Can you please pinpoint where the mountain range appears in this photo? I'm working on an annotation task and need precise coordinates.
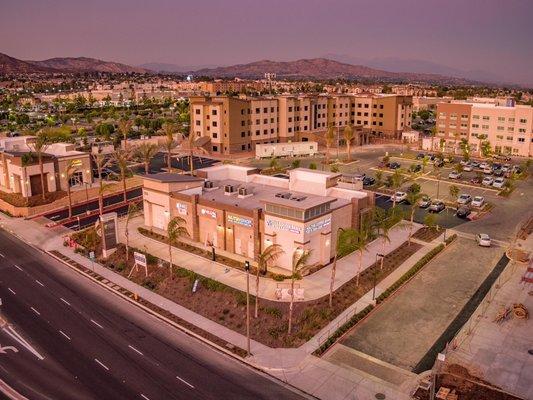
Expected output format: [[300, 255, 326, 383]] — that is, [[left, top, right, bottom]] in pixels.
[[0, 52, 148, 75]]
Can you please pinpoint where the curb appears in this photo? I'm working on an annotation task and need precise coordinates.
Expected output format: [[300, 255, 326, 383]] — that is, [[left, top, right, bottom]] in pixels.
[[0, 378, 28, 400]]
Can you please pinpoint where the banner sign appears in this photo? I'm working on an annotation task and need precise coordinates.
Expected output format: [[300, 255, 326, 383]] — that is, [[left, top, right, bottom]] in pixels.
[[227, 214, 253, 227], [134, 252, 147, 267]]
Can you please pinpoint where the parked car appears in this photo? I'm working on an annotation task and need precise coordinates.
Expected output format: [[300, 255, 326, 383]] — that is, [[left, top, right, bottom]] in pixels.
[[389, 162, 401, 169], [428, 200, 446, 213], [470, 176, 482, 184], [409, 164, 422, 173], [434, 159, 444, 167], [460, 160, 469, 166], [493, 169, 504, 177], [471, 196, 485, 208], [448, 171, 462, 179], [390, 191, 407, 203], [479, 162, 490, 169], [456, 206, 471, 219], [363, 176, 375, 186], [470, 161, 480, 168], [512, 165, 522, 174], [457, 194, 472, 205], [482, 176, 494, 186], [463, 164, 473, 172], [416, 153, 426, 160], [476, 233, 491, 247], [419, 196, 431, 208], [492, 163, 502, 170], [493, 177, 506, 188], [501, 164, 511, 172]]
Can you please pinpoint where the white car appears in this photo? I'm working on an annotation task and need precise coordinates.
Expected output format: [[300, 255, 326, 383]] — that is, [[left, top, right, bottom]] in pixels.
[[501, 164, 511, 172], [448, 171, 462, 179], [483, 167, 493, 174], [493, 177, 506, 188], [482, 176, 494, 186], [479, 162, 489, 169], [471, 196, 485, 207], [457, 194, 472, 205], [463, 164, 473, 172], [391, 191, 407, 203], [476, 233, 491, 247]]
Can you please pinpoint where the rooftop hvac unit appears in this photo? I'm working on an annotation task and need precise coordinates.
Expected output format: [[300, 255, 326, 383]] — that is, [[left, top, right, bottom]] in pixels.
[[290, 195, 307, 202], [275, 192, 292, 199], [204, 180, 214, 189], [224, 184, 236, 194], [238, 187, 252, 197]]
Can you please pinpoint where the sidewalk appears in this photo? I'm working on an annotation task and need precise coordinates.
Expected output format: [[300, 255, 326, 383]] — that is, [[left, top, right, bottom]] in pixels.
[[121, 216, 427, 302]]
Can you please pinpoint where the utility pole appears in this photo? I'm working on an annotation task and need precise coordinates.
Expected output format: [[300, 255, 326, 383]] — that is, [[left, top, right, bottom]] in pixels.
[[244, 260, 251, 356]]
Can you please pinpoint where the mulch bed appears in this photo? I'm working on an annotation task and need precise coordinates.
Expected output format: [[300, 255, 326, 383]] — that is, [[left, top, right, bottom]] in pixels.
[[75, 229, 422, 348], [0, 190, 66, 207], [412, 227, 442, 242]]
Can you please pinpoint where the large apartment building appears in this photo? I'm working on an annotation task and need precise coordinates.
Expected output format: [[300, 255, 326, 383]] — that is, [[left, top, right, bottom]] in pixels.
[[189, 94, 412, 154], [435, 101, 533, 157]]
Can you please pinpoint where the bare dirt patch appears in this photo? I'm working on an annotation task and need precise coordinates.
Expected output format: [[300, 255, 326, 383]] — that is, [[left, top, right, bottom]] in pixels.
[[412, 227, 442, 242]]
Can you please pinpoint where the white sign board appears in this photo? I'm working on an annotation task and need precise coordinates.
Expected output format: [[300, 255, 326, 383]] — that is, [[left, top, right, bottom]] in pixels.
[[89, 251, 95, 260], [134, 252, 147, 267]]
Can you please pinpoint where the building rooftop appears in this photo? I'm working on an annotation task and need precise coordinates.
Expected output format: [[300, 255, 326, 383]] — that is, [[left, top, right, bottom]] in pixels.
[[144, 173, 204, 183]]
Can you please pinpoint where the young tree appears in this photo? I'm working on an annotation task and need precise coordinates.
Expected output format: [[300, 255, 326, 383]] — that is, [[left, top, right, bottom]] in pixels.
[[118, 119, 132, 150], [375, 170, 383, 187], [325, 125, 336, 165], [180, 133, 208, 174], [255, 244, 284, 318], [424, 213, 437, 230], [162, 122, 177, 172], [27, 128, 54, 200], [112, 148, 133, 203], [288, 248, 311, 335], [92, 151, 112, 216], [449, 185, 460, 201], [329, 228, 349, 308], [64, 160, 79, 218], [422, 156, 429, 172], [343, 124, 354, 162], [167, 216, 189, 276], [406, 191, 424, 246], [125, 202, 140, 258], [353, 229, 370, 287], [391, 169, 404, 207], [136, 143, 159, 175]]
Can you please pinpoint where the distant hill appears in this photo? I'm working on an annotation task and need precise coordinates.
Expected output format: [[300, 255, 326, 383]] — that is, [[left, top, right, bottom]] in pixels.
[[191, 58, 473, 84], [0, 52, 55, 74], [139, 62, 218, 73], [0, 52, 150, 75]]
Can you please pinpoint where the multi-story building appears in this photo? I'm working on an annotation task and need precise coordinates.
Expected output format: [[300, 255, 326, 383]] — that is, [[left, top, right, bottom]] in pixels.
[[189, 94, 412, 154], [142, 165, 373, 272], [435, 101, 533, 157]]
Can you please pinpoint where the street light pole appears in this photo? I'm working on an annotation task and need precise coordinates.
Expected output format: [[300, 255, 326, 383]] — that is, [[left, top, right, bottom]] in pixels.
[[373, 253, 384, 301], [244, 260, 251, 356]]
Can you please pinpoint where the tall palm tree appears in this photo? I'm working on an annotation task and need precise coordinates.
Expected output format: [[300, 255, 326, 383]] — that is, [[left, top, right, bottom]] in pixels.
[[136, 143, 159, 175], [125, 202, 140, 258], [28, 129, 52, 200], [288, 248, 312, 335], [112, 148, 132, 203], [167, 216, 189, 276], [329, 227, 354, 308], [343, 124, 354, 162], [391, 169, 403, 208], [325, 125, 335, 165], [64, 160, 78, 218], [353, 227, 371, 287], [118, 119, 132, 150], [181, 133, 208, 174], [255, 244, 284, 318], [406, 191, 424, 246], [162, 122, 178, 172], [92, 151, 111, 216]]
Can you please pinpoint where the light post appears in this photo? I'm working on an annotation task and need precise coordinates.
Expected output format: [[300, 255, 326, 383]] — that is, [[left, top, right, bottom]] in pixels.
[[336, 125, 340, 158], [244, 260, 251, 356], [373, 253, 384, 301]]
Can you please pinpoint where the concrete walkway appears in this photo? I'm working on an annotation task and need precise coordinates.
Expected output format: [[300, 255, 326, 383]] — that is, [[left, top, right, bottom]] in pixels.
[[120, 216, 425, 302]]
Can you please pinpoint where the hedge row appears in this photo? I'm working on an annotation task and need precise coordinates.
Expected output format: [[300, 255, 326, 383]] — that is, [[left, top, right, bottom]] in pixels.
[[314, 304, 374, 356], [376, 234, 457, 304], [314, 234, 457, 356]]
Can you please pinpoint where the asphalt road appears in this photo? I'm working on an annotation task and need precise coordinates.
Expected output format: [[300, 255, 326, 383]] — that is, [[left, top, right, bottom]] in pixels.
[[0, 230, 308, 400]]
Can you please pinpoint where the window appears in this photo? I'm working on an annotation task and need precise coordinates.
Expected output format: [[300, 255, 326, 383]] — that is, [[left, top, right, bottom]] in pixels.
[[288, 107, 293, 112], [496, 135, 503, 140], [255, 119, 260, 124], [506, 136, 513, 141], [472, 115, 479, 119], [472, 124, 479, 128], [195, 121, 200, 126], [482, 116, 490, 121], [255, 108, 260, 114], [212, 145, 218, 151], [518, 138, 525, 142], [379, 105, 384, 109], [241, 132, 245, 138], [212, 132, 218, 138], [255, 130, 260, 136], [212, 121, 217, 127], [263, 108, 267, 113], [241, 145, 245, 150], [508, 118, 515, 122], [241, 121, 245, 126], [519, 118, 527, 124], [195, 109, 200, 115], [497, 126, 504, 131], [461, 114, 468, 119], [379, 113, 383, 117], [498, 117, 505, 122], [519, 128, 526, 133]]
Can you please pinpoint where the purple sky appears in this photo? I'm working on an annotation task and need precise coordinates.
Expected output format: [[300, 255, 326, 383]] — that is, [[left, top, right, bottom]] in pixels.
[[1, 0, 532, 85]]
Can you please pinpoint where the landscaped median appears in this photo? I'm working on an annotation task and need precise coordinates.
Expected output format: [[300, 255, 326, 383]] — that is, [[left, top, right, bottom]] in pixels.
[[69, 226, 424, 349], [313, 234, 457, 356]]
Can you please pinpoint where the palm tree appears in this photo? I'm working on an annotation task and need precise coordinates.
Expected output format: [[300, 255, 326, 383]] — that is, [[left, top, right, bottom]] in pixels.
[[27, 129, 52, 200], [406, 191, 424, 246], [181, 133, 208, 174], [64, 160, 78, 218], [112, 148, 132, 203], [343, 124, 354, 162], [162, 122, 178, 172], [125, 202, 140, 258], [167, 216, 189, 276], [92, 151, 112, 216], [354, 226, 371, 286], [118, 119, 132, 149], [255, 244, 284, 318], [373, 207, 394, 269], [325, 125, 335, 165], [288, 248, 312, 335], [329, 227, 355, 308], [136, 143, 159, 175], [390, 169, 403, 208]]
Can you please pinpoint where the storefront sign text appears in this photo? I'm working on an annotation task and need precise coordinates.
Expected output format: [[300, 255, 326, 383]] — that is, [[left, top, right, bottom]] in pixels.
[[227, 215, 253, 227], [200, 208, 217, 219], [266, 218, 302, 234], [305, 217, 331, 234]]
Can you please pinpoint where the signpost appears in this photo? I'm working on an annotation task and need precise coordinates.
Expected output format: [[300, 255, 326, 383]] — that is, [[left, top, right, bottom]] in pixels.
[[89, 251, 95, 272], [100, 212, 118, 258], [129, 251, 148, 278]]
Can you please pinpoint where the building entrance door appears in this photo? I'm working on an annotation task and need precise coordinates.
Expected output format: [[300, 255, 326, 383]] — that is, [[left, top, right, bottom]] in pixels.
[[69, 171, 83, 187], [30, 174, 48, 196]]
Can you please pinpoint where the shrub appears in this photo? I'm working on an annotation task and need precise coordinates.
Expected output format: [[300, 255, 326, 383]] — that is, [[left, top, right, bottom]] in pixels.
[[309, 162, 317, 170], [263, 307, 282, 319]]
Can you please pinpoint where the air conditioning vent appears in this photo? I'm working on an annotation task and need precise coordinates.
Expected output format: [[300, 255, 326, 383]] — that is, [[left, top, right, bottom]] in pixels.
[[238, 187, 253, 198], [275, 192, 292, 199], [224, 184, 236, 195], [291, 195, 307, 202], [204, 180, 214, 189]]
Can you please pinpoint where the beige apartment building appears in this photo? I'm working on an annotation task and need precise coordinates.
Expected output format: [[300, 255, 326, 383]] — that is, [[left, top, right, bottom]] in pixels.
[[435, 101, 533, 157], [190, 94, 412, 154]]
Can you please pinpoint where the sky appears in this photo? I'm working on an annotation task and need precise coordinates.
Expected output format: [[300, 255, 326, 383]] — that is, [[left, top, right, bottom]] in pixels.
[[1, 0, 532, 86]]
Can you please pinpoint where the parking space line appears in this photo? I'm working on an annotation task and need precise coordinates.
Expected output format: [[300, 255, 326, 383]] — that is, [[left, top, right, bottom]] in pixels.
[[95, 358, 109, 371], [176, 375, 195, 389], [8, 288, 16, 295]]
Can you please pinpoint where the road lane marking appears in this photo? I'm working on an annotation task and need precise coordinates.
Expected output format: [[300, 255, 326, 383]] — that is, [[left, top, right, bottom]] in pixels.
[[59, 330, 71, 340], [176, 375, 195, 389], [94, 358, 109, 371], [128, 345, 143, 356], [35, 280, 45, 287], [60, 298, 71, 306], [8, 288, 16, 295], [140, 394, 150, 400], [0, 253, 4, 258], [30, 307, 40, 316], [13, 265, 22, 271], [91, 319, 104, 329], [3, 326, 44, 360]]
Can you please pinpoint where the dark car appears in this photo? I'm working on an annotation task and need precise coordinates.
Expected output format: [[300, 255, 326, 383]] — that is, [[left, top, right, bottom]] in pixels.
[[470, 161, 480, 168], [416, 153, 426, 160], [434, 159, 444, 167], [419, 195, 431, 208], [492, 163, 502, 171], [456, 206, 471, 219], [428, 201, 446, 213], [362, 176, 375, 186], [409, 164, 422, 173], [389, 162, 401, 169], [493, 169, 504, 177]]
